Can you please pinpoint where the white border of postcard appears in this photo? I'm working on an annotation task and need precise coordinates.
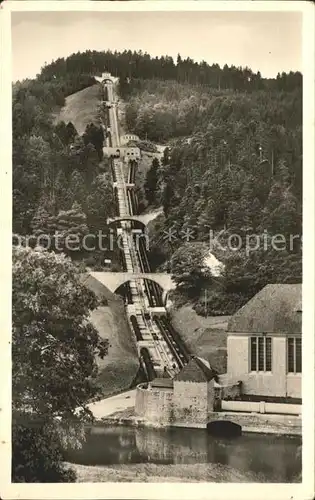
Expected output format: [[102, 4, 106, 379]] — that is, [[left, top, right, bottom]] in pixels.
[[0, 1, 314, 499]]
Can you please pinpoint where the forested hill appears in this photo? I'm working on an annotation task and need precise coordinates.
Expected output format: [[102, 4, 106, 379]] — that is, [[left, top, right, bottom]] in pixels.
[[38, 49, 301, 92], [122, 76, 302, 314], [13, 49, 302, 314]]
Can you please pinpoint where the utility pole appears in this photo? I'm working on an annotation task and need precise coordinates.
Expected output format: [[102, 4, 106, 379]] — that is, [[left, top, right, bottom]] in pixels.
[[204, 289, 208, 317]]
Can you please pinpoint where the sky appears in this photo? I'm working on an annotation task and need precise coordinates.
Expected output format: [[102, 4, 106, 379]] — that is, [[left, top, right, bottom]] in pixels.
[[11, 10, 302, 82]]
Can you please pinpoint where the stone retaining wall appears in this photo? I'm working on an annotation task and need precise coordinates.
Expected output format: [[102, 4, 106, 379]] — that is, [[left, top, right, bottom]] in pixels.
[[135, 384, 173, 426]]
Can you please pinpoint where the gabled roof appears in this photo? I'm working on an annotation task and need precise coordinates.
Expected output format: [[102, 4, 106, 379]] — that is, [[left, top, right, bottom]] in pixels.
[[174, 356, 215, 383], [227, 284, 302, 334]]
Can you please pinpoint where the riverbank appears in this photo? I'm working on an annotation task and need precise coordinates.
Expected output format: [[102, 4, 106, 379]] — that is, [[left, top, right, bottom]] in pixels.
[[66, 462, 280, 483], [87, 390, 136, 420], [95, 409, 301, 436], [87, 391, 301, 437]]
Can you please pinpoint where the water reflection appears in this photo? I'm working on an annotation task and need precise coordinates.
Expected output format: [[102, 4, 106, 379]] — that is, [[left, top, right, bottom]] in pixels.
[[65, 425, 301, 482]]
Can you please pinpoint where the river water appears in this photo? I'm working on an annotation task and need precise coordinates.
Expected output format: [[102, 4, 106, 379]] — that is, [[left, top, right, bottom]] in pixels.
[[65, 425, 301, 482]]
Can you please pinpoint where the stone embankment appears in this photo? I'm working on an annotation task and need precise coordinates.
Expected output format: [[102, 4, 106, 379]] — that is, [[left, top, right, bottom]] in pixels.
[[88, 390, 301, 436]]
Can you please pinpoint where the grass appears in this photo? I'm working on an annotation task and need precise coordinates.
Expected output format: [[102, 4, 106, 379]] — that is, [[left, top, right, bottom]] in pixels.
[[53, 84, 101, 134], [106, 407, 136, 419], [170, 305, 230, 373], [83, 274, 140, 398], [67, 462, 268, 483]]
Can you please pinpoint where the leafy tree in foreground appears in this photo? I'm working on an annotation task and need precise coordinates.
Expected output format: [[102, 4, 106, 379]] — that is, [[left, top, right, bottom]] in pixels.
[[12, 246, 108, 482]]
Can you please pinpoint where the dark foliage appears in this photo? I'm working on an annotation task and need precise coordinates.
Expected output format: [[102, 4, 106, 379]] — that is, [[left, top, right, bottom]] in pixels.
[[125, 80, 302, 313], [12, 418, 76, 483], [144, 158, 160, 205], [12, 247, 108, 482], [38, 49, 301, 93]]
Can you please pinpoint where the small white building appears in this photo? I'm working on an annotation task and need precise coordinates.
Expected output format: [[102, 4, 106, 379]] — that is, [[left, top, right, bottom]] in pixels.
[[203, 251, 224, 277], [120, 134, 140, 146]]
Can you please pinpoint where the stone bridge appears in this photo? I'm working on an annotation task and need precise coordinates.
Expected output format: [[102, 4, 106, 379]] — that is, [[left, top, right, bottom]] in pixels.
[[107, 215, 147, 227], [89, 271, 176, 294], [94, 73, 118, 84]]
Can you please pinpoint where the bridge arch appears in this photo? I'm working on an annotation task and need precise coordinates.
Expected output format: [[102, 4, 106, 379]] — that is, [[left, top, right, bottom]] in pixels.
[[114, 276, 165, 296], [88, 272, 176, 296], [107, 216, 147, 229]]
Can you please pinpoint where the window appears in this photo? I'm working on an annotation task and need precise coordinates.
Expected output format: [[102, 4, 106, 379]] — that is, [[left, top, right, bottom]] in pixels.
[[250, 336, 272, 372], [287, 337, 302, 373]]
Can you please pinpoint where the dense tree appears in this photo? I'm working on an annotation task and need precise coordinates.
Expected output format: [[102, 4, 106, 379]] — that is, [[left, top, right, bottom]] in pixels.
[[12, 247, 108, 481], [54, 121, 78, 146], [144, 158, 159, 205], [37, 49, 301, 94], [122, 75, 302, 312], [30, 205, 57, 239], [85, 172, 115, 233], [118, 75, 131, 99], [54, 202, 90, 255], [170, 242, 212, 297], [83, 123, 104, 160]]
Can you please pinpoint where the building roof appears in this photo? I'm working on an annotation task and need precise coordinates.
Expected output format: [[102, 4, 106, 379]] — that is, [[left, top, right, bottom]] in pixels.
[[150, 378, 174, 389], [174, 356, 215, 383], [227, 284, 302, 334]]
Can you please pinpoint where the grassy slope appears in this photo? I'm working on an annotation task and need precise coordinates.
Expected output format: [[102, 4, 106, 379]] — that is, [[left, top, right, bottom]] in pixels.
[[59, 86, 225, 393], [53, 84, 101, 134], [82, 274, 139, 398], [170, 306, 230, 374], [53, 84, 139, 397]]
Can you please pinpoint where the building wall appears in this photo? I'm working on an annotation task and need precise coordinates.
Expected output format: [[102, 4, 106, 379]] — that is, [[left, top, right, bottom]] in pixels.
[[227, 334, 301, 398], [216, 376, 242, 400], [120, 134, 139, 145], [227, 336, 248, 376], [103, 146, 141, 159], [207, 411, 301, 436], [135, 384, 173, 426], [173, 381, 208, 427], [286, 374, 301, 398], [123, 147, 141, 159], [221, 400, 301, 415]]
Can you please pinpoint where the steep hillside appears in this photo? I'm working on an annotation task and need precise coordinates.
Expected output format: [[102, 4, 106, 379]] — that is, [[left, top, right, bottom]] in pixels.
[[82, 274, 140, 398], [124, 77, 302, 316], [54, 84, 101, 134], [170, 306, 229, 373], [12, 48, 302, 387]]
